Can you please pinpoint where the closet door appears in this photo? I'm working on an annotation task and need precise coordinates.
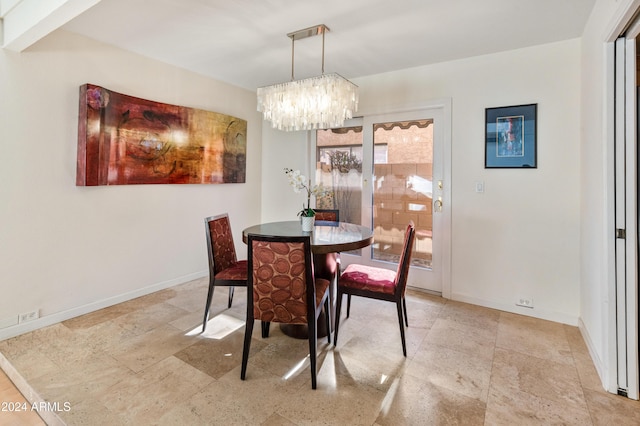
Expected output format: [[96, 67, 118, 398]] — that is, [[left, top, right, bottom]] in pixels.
[[613, 34, 639, 400]]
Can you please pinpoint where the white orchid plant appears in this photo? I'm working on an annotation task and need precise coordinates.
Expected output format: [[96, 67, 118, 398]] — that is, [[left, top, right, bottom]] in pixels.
[[284, 168, 327, 217]]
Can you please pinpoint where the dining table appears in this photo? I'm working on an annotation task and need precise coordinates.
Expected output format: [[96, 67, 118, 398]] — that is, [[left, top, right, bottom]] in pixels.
[[242, 220, 374, 338]]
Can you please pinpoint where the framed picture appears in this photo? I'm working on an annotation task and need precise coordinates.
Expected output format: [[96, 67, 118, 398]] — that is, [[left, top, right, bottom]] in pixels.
[[485, 103, 537, 168]]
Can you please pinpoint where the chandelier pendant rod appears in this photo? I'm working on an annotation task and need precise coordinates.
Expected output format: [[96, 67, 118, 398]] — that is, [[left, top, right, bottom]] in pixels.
[[321, 28, 325, 74], [291, 36, 295, 81], [287, 24, 329, 81]]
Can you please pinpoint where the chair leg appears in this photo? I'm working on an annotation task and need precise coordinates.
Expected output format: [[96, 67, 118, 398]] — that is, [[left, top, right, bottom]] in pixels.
[[333, 290, 343, 346], [308, 317, 318, 389], [261, 321, 271, 338], [403, 297, 408, 327], [346, 294, 352, 318], [240, 319, 254, 380], [228, 286, 235, 308], [202, 278, 216, 332], [396, 301, 407, 357], [324, 298, 331, 344]]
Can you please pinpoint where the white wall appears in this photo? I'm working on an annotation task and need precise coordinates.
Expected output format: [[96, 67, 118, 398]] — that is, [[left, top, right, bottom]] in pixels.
[[0, 29, 263, 339], [260, 124, 312, 223], [262, 40, 582, 325]]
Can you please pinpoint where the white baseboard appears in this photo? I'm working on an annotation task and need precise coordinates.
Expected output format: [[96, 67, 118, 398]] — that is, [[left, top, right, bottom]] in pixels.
[[577, 317, 608, 391], [450, 292, 579, 326], [0, 270, 207, 341]]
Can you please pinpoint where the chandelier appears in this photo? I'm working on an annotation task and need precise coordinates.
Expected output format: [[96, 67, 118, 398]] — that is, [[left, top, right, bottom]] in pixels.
[[257, 24, 359, 132]]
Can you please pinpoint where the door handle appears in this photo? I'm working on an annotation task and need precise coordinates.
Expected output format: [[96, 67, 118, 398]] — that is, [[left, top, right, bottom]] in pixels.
[[434, 197, 443, 212]]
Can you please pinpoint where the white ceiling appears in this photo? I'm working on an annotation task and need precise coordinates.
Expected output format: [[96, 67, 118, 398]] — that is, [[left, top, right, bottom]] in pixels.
[[49, 0, 595, 91]]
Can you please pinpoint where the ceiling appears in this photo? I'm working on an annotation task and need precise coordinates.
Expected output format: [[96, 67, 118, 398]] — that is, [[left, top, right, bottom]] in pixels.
[[55, 0, 596, 91]]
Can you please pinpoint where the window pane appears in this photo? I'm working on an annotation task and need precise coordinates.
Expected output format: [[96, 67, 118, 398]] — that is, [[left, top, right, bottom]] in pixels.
[[316, 127, 363, 225], [372, 120, 433, 269]]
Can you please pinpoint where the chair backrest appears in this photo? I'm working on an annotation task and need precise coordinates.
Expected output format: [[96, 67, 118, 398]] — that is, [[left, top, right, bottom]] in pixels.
[[313, 209, 339, 223], [247, 234, 315, 325], [205, 213, 238, 275], [394, 222, 416, 297]]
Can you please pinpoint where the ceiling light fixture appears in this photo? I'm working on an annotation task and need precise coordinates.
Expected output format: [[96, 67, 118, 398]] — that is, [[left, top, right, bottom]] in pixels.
[[257, 24, 359, 132]]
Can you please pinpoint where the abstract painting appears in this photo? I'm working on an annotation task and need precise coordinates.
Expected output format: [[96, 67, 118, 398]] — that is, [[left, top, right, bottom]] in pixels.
[[76, 84, 247, 185]]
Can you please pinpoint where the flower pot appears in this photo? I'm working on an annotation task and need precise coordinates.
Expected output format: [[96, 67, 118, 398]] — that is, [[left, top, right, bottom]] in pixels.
[[301, 216, 315, 232]]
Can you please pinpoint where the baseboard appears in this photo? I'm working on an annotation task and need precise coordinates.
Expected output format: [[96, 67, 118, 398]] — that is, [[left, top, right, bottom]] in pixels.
[[577, 317, 608, 389], [450, 292, 579, 326], [0, 270, 207, 341]]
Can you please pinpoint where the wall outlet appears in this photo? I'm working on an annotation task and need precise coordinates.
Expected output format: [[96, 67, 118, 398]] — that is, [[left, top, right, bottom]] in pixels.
[[516, 298, 533, 308], [18, 310, 39, 323]]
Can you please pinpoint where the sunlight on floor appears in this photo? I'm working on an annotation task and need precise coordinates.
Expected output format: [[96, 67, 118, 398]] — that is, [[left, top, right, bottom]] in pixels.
[[378, 376, 401, 416], [321, 351, 338, 389], [186, 314, 244, 339], [282, 355, 310, 381], [380, 373, 389, 385]]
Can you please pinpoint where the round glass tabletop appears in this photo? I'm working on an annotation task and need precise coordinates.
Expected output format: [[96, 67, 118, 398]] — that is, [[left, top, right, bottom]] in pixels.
[[242, 221, 373, 254]]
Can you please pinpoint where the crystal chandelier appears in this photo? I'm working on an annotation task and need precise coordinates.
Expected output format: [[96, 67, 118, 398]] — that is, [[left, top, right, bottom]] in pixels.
[[257, 24, 359, 132]]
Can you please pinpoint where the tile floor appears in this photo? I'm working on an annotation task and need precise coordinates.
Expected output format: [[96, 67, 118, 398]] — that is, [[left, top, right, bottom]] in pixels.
[[0, 277, 639, 425], [0, 369, 45, 425]]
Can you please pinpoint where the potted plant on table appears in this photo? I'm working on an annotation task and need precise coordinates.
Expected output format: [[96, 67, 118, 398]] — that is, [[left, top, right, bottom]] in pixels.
[[284, 168, 327, 231]]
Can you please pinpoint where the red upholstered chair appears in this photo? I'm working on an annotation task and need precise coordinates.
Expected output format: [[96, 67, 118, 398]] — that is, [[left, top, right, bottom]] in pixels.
[[241, 234, 331, 389], [202, 213, 248, 332], [334, 222, 416, 356]]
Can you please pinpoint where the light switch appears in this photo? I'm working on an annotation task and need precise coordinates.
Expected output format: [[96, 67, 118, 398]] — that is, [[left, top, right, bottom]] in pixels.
[[475, 181, 484, 193]]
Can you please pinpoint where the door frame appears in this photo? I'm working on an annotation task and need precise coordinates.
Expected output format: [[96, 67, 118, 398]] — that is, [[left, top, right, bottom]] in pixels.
[[309, 98, 452, 298]]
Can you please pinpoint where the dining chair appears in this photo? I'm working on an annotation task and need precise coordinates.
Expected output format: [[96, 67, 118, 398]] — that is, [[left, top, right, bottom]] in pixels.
[[241, 234, 331, 389], [313, 209, 339, 225], [333, 222, 416, 356], [202, 213, 248, 332]]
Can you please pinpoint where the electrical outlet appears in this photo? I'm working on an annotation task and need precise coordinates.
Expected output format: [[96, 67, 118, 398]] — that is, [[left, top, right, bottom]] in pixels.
[[516, 298, 533, 308], [18, 310, 39, 323]]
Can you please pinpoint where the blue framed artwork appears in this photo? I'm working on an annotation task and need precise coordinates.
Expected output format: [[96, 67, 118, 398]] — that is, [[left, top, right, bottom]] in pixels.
[[485, 104, 537, 168]]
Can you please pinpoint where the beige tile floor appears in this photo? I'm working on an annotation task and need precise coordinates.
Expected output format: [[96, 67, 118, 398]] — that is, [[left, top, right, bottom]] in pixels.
[[0, 369, 46, 425], [0, 277, 639, 425]]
